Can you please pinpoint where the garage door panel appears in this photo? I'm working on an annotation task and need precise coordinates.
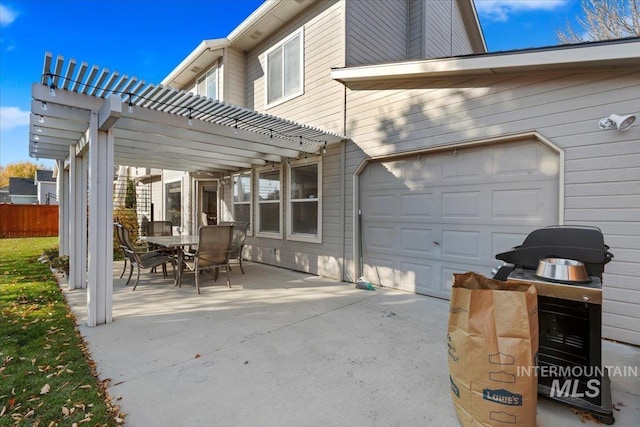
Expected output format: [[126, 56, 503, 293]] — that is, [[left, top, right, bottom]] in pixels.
[[401, 261, 432, 293], [367, 194, 396, 217], [492, 189, 544, 218], [441, 191, 480, 218], [365, 226, 395, 250], [401, 228, 433, 254], [441, 152, 481, 179], [492, 143, 539, 175], [441, 230, 480, 259], [401, 193, 433, 217]]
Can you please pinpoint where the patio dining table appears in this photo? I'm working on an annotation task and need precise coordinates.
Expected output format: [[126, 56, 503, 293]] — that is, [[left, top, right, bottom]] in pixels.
[[139, 235, 199, 286]]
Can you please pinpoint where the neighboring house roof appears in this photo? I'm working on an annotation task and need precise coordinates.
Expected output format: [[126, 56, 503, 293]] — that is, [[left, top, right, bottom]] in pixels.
[[331, 38, 640, 84], [9, 177, 37, 196], [36, 169, 56, 183]]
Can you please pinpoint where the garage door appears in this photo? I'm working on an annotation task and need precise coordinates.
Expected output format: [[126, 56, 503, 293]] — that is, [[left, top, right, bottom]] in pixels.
[[359, 140, 559, 299]]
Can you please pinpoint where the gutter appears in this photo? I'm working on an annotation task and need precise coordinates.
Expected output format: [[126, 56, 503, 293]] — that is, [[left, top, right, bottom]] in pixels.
[[332, 39, 640, 83]]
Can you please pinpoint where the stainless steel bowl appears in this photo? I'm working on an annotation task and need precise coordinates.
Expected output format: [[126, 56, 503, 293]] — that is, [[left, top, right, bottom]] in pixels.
[[535, 258, 591, 284]]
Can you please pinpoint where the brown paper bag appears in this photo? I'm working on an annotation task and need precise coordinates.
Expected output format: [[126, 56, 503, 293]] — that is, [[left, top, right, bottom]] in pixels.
[[447, 272, 538, 427]]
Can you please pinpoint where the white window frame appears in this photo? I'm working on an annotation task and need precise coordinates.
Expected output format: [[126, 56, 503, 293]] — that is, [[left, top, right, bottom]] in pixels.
[[264, 28, 304, 109], [232, 171, 253, 236], [164, 178, 183, 234], [196, 63, 218, 100], [255, 165, 283, 239], [287, 157, 322, 244]]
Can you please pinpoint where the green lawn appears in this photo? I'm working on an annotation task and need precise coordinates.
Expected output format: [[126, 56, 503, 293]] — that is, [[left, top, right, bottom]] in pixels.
[[0, 238, 122, 426]]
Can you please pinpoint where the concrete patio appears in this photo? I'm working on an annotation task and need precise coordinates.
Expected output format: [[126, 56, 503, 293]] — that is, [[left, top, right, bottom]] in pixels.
[[60, 262, 639, 426]]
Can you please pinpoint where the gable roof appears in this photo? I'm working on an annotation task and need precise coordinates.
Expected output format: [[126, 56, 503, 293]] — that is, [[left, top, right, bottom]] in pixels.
[[9, 177, 37, 196], [36, 169, 55, 183], [162, 0, 486, 88]]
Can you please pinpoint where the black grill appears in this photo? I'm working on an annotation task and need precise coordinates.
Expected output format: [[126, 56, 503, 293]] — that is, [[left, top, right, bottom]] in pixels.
[[493, 225, 615, 425]]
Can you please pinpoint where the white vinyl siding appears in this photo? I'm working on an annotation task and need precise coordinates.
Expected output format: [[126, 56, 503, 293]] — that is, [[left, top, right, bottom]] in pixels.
[[423, 0, 474, 58], [346, 0, 408, 66], [265, 29, 304, 107], [344, 70, 640, 345], [224, 47, 246, 106], [246, 0, 344, 134]]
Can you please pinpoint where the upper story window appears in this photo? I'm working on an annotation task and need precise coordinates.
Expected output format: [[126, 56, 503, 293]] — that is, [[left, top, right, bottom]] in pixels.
[[287, 158, 321, 243], [233, 171, 252, 234], [266, 29, 304, 107], [196, 65, 218, 100], [256, 167, 282, 238]]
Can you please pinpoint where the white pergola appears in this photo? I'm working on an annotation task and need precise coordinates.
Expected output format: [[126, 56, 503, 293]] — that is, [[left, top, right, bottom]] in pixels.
[[31, 53, 344, 326]]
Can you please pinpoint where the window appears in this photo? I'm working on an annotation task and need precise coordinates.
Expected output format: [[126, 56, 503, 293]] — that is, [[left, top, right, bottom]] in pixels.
[[196, 66, 217, 100], [266, 29, 303, 106], [257, 168, 281, 237], [288, 159, 321, 243], [165, 181, 181, 229], [233, 172, 252, 233]]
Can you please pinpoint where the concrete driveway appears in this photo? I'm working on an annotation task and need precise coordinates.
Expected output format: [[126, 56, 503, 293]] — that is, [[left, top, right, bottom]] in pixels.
[[60, 262, 639, 426]]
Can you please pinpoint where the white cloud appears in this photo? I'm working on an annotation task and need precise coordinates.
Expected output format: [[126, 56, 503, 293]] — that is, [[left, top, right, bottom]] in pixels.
[[0, 4, 18, 26], [475, 0, 569, 22], [0, 106, 30, 131]]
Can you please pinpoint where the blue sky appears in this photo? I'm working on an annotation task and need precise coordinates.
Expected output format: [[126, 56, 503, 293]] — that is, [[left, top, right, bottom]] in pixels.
[[0, 0, 582, 169]]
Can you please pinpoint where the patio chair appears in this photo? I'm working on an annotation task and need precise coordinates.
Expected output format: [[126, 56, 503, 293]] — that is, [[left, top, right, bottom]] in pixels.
[[229, 221, 249, 274], [145, 221, 174, 274], [116, 223, 176, 290], [180, 225, 233, 294]]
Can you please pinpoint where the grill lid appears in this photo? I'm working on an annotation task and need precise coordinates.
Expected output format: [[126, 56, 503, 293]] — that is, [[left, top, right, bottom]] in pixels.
[[495, 226, 613, 278]]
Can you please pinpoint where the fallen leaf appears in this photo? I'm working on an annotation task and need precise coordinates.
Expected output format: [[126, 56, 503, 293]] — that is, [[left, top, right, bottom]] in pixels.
[[62, 406, 70, 416], [0, 406, 5, 416], [40, 384, 51, 394]]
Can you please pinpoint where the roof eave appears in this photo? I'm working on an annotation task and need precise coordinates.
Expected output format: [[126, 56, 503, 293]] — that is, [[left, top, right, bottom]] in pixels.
[[160, 39, 229, 88], [458, 0, 487, 53], [331, 40, 640, 83]]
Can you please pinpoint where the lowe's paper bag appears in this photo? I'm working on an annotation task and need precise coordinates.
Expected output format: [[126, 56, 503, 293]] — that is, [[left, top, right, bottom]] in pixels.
[[447, 272, 538, 427]]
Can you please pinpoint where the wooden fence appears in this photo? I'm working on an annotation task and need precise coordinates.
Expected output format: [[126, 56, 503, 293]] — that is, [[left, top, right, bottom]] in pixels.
[[0, 204, 59, 238]]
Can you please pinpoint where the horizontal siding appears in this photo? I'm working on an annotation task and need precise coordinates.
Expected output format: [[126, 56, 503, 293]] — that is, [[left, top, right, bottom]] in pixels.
[[344, 69, 640, 345], [224, 48, 245, 106], [346, 0, 407, 66], [247, 0, 344, 134], [422, 0, 473, 58], [407, 0, 423, 59]]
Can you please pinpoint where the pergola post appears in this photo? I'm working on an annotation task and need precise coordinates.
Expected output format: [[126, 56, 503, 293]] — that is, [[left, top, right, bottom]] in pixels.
[[68, 145, 87, 290], [87, 106, 116, 326], [57, 159, 69, 256]]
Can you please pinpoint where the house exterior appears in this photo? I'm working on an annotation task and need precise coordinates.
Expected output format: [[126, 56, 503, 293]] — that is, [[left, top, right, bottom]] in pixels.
[[29, 0, 639, 342], [138, 0, 639, 345], [6, 170, 57, 204], [8, 177, 37, 204], [35, 169, 58, 205]]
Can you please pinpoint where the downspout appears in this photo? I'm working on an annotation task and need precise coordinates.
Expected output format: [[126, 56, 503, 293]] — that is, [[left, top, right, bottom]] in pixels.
[[340, 85, 346, 282]]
